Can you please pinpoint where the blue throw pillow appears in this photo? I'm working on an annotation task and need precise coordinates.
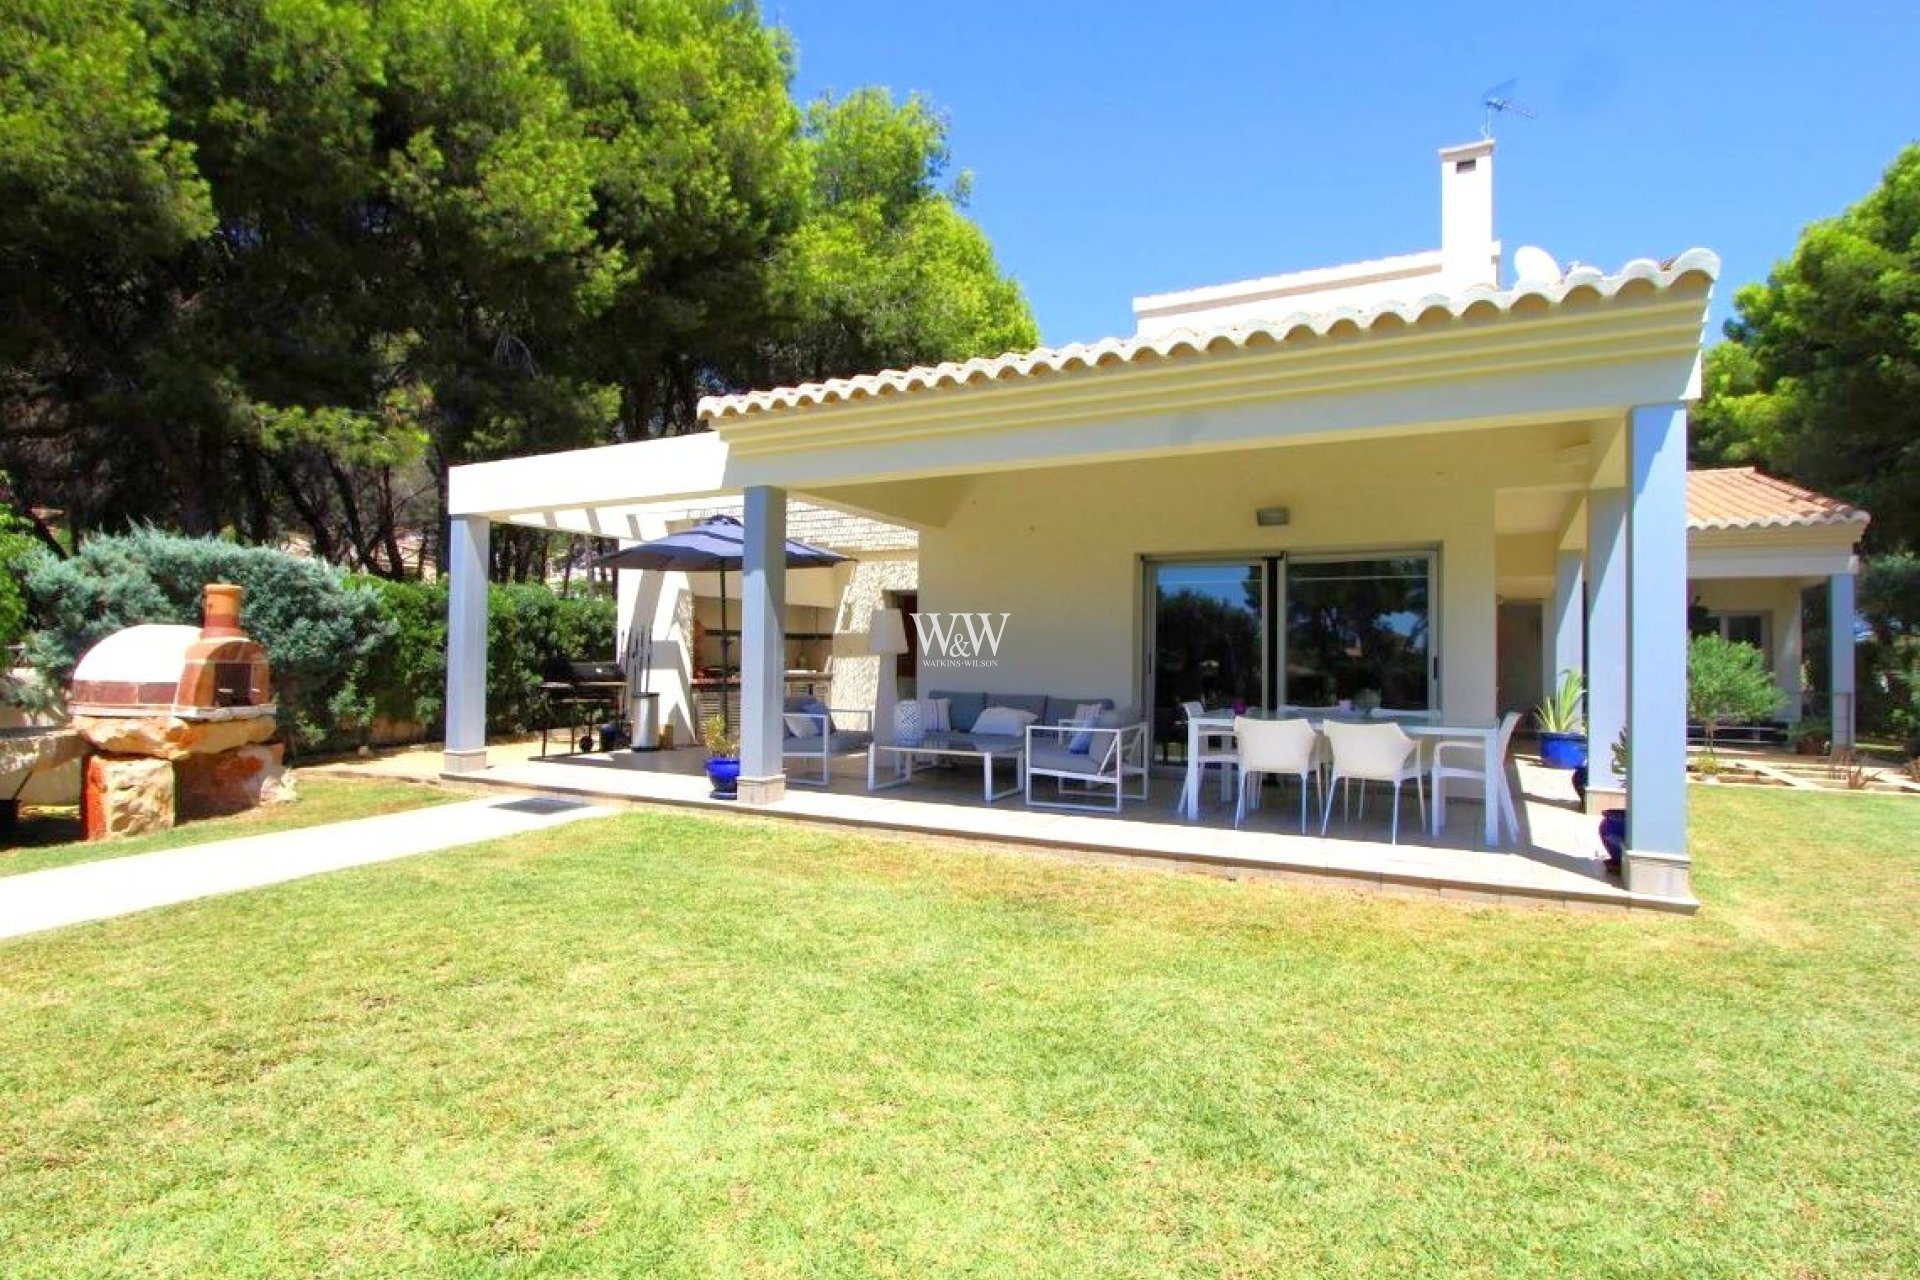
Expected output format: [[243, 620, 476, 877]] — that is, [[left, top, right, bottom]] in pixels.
[[797, 696, 831, 733]]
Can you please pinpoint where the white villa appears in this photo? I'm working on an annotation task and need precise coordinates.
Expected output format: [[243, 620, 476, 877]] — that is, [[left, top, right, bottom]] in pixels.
[[439, 139, 1869, 912]]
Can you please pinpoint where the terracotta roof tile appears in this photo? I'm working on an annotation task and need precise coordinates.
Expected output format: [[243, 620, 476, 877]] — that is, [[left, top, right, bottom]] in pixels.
[[1687, 468, 1869, 531], [698, 249, 1721, 424]]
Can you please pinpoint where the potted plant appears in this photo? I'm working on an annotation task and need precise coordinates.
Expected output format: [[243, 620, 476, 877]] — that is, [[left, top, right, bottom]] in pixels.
[[1534, 669, 1587, 770], [1353, 688, 1382, 716], [1598, 729, 1627, 873], [702, 713, 740, 799]]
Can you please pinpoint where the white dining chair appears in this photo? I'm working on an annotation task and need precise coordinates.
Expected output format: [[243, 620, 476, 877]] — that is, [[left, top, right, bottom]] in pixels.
[[1180, 700, 1237, 812], [1320, 720, 1426, 844], [1431, 710, 1523, 842], [1232, 716, 1320, 833]]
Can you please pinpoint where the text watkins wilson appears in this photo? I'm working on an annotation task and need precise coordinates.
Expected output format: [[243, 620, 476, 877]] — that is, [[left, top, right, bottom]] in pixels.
[[911, 613, 1010, 667]]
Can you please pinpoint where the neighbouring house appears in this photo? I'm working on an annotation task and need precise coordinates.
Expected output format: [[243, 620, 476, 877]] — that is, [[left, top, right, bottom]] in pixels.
[[444, 137, 1726, 903], [1496, 466, 1868, 740]]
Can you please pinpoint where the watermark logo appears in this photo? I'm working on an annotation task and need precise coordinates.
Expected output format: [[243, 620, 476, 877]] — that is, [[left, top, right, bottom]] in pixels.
[[911, 612, 1010, 667]]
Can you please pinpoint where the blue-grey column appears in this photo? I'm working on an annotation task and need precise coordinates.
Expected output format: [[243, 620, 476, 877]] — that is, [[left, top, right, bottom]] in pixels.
[[443, 515, 490, 773], [1830, 571, 1857, 750], [1625, 403, 1691, 900], [738, 485, 787, 802], [1586, 490, 1628, 794], [1549, 550, 1586, 704]]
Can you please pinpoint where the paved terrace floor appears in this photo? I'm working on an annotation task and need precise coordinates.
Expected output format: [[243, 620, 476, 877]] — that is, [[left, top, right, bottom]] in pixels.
[[423, 742, 1687, 914]]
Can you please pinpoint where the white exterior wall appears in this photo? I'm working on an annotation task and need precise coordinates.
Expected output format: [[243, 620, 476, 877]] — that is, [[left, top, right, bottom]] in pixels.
[[1131, 140, 1500, 338], [913, 431, 1534, 718]]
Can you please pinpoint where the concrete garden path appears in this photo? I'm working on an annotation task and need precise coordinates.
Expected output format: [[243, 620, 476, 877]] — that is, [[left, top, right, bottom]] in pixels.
[[0, 794, 610, 942]]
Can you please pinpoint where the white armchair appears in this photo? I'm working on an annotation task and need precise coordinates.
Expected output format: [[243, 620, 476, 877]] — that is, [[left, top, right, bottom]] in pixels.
[[1232, 716, 1321, 833], [781, 707, 874, 787], [1320, 720, 1426, 844], [1024, 717, 1149, 812], [1431, 710, 1523, 842], [1179, 699, 1238, 813]]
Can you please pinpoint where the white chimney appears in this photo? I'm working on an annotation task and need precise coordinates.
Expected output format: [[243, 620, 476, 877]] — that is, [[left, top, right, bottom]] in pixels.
[[1438, 139, 1498, 288]]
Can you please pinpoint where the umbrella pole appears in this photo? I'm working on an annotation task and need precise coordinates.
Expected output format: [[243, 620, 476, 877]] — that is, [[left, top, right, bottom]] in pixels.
[[720, 567, 730, 735]]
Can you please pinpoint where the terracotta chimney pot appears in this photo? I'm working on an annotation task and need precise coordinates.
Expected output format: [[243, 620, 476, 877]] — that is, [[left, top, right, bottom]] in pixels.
[[201, 583, 244, 639]]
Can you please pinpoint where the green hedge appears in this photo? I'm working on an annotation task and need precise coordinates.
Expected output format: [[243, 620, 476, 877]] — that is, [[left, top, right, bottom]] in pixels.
[[22, 532, 617, 752], [22, 530, 391, 750], [349, 577, 618, 741]]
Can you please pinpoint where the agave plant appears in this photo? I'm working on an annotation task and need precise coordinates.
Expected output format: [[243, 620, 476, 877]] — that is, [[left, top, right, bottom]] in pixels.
[[1535, 669, 1586, 735]]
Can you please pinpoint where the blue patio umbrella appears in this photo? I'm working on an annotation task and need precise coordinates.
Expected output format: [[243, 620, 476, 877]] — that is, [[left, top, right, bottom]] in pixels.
[[593, 516, 850, 731]]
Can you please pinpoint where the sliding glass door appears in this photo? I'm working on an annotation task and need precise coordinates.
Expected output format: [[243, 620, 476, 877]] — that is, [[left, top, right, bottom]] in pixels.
[[1145, 553, 1435, 750], [1149, 562, 1265, 759], [1281, 555, 1433, 711]]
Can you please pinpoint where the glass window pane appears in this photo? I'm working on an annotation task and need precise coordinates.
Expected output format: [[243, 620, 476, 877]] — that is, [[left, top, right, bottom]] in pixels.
[[1724, 613, 1766, 651], [1151, 563, 1263, 759], [1284, 557, 1431, 709]]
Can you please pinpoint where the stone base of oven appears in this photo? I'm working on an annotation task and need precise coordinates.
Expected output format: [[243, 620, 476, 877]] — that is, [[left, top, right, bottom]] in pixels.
[[84, 743, 297, 839], [84, 755, 176, 841], [176, 743, 295, 820], [74, 712, 277, 761]]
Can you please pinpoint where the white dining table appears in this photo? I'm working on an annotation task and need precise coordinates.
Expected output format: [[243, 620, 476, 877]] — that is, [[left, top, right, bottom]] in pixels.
[[1177, 708, 1510, 847]]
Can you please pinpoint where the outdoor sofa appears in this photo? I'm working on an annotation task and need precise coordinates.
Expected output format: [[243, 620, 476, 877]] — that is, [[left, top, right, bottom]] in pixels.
[[924, 691, 1149, 812]]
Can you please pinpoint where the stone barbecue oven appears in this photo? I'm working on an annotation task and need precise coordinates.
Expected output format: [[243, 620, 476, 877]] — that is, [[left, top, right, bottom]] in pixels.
[[70, 584, 272, 719], [70, 584, 291, 839]]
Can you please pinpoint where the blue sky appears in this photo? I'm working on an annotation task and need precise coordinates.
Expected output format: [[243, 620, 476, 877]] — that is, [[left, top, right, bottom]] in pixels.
[[776, 0, 1920, 347]]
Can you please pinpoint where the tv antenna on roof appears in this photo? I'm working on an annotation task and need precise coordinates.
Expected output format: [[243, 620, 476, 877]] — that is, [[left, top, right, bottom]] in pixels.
[[1480, 78, 1537, 139]]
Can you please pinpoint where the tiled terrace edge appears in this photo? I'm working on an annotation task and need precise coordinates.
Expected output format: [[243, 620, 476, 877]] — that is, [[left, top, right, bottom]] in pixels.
[[446, 762, 1700, 916]]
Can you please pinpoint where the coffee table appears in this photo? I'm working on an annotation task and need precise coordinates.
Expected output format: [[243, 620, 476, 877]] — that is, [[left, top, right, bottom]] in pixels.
[[867, 735, 1026, 804]]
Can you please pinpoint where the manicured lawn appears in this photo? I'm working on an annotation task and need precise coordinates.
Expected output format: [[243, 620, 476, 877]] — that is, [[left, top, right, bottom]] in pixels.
[[0, 776, 457, 878], [0, 789, 1914, 1278]]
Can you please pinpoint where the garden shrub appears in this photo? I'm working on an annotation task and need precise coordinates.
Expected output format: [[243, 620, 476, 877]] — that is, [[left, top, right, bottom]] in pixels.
[[0, 474, 38, 650], [1686, 633, 1785, 754], [21, 530, 391, 750], [346, 576, 617, 742]]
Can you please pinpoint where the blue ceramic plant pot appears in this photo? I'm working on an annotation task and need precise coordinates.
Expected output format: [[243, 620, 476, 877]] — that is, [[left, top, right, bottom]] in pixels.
[[1598, 808, 1627, 872], [1538, 731, 1589, 771], [706, 756, 740, 800]]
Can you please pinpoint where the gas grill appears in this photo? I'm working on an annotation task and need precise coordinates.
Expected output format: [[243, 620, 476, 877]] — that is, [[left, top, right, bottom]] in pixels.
[[539, 658, 627, 755]]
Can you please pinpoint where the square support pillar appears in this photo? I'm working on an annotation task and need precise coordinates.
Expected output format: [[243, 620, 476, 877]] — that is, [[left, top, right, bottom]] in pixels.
[[443, 515, 490, 774], [1548, 550, 1586, 704], [738, 486, 788, 805], [1586, 489, 1628, 801], [1830, 570, 1857, 750], [1625, 404, 1691, 902]]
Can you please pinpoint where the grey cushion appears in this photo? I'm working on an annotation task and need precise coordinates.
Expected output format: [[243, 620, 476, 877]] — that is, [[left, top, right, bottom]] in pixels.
[[987, 692, 1048, 721], [781, 695, 832, 737], [930, 690, 986, 733], [1028, 742, 1112, 775], [959, 732, 1024, 753], [1043, 695, 1112, 726], [1097, 706, 1141, 728], [783, 730, 872, 754]]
